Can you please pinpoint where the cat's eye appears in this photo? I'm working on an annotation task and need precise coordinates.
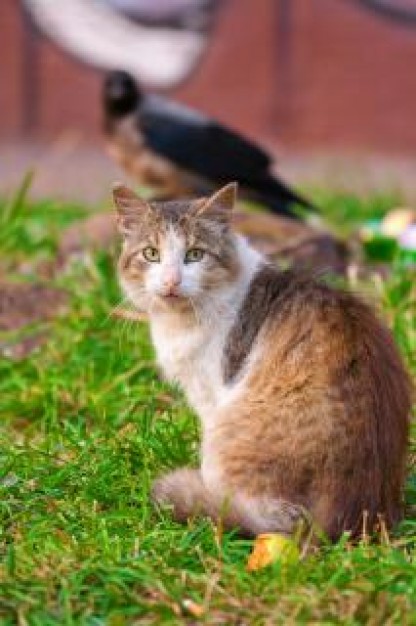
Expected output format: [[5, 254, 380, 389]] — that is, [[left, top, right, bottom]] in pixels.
[[185, 248, 205, 263], [142, 246, 160, 262]]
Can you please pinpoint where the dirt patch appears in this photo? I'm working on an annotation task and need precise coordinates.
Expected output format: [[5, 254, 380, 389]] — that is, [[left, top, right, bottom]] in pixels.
[[0, 283, 67, 358], [232, 211, 348, 274], [58, 212, 117, 261], [0, 283, 67, 331]]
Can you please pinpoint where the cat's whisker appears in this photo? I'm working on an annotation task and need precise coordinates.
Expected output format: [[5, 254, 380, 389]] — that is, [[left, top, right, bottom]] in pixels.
[[104, 296, 131, 323], [118, 317, 131, 339], [188, 296, 202, 326], [147, 296, 159, 318]]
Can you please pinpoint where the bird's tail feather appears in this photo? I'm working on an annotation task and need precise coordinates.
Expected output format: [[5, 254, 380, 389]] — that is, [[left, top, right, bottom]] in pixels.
[[249, 174, 317, 218]]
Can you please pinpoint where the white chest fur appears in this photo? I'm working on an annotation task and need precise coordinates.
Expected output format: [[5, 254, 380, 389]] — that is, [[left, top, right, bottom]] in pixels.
[[148, 237, 263, 422], [150, 307, 234, 419]]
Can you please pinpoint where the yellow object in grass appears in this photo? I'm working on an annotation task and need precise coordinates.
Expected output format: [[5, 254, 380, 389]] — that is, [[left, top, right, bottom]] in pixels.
[[182, 599, 205, 618], [246, 532, 300, 571], [381, 207, 416, 238]]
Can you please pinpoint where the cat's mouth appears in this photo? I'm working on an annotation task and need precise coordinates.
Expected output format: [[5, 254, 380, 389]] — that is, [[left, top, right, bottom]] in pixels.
[[162, 293, 180, 300], [157, 290, 186, 302]]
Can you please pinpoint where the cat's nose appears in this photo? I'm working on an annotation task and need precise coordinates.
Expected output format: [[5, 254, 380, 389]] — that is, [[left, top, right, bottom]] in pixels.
[[162, 268, 181, 294]]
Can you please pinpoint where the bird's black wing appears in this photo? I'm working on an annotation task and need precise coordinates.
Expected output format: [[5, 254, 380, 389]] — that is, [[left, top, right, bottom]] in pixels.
[[140, 95, 272, 181], [139, 95, 316, 216]]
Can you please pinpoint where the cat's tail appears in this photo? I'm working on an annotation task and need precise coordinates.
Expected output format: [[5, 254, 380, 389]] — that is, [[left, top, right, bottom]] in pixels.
[[152, 468, 307, 537]]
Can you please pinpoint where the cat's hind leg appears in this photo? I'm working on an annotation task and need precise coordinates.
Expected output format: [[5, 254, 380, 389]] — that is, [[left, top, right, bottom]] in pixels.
[[152, 468, 244, 528], [152, 469, 307, 536], [152, 468, 218, 523]]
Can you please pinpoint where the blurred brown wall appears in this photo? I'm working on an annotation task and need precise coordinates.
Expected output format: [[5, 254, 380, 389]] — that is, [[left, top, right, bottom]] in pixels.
[[2, 0, 416, 153], [0, 0, 102, 138]]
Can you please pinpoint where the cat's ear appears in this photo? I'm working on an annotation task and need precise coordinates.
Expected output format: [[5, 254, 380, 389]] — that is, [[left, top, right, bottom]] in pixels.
[[112, 183, 151, 235], [195, 182, 237, 223]]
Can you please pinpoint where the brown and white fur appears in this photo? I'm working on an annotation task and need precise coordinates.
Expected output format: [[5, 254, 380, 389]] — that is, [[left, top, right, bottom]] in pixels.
[[113, 182, 412, 540]]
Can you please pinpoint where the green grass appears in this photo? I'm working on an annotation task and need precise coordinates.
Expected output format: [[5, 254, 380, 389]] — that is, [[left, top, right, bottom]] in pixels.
[[0, 184, 415, 624]]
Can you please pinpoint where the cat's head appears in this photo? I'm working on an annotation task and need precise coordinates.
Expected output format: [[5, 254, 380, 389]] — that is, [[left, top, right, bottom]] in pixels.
[[113, 183, 241, 313]]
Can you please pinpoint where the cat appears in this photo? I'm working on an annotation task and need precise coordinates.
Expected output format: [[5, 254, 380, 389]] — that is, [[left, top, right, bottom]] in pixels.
[[113, 182, 412, 540]]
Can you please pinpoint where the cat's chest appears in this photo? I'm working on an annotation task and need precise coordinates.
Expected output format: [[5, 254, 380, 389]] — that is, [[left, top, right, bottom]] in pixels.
[[151, 319, 228, 416]]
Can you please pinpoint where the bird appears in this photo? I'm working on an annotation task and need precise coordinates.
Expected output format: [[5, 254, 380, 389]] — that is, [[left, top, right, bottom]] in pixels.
[[103, 70, 316, 219]]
